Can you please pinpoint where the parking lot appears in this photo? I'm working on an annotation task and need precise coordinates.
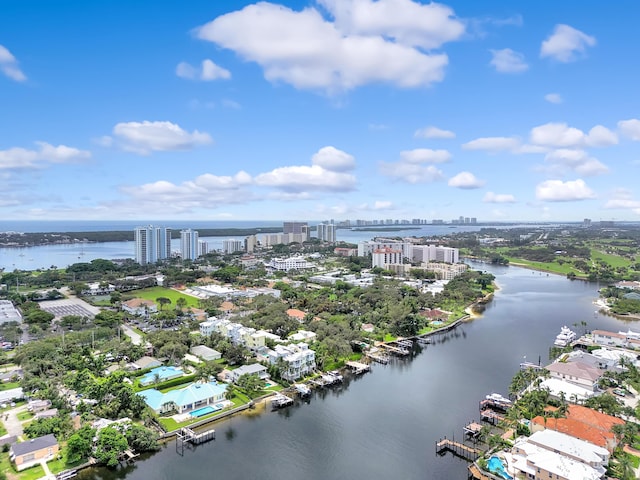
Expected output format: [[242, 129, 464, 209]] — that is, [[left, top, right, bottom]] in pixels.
[[39, 298, 101, 319]]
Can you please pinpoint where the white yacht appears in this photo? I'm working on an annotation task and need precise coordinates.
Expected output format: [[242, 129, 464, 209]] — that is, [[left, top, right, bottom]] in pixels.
[[554, 325, 577, 347]]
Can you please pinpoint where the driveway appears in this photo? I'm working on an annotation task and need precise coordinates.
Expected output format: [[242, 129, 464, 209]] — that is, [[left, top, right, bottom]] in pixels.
[[3, 404, 27, 438], [121, 324, 142, 345]]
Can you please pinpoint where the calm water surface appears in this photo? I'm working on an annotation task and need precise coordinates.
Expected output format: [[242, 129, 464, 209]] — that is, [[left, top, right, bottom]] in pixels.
[[78, 263, 637, 480]]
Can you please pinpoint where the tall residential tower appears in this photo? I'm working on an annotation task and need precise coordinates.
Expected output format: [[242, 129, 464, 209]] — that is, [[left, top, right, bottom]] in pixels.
[[134, 226, 171, 265]]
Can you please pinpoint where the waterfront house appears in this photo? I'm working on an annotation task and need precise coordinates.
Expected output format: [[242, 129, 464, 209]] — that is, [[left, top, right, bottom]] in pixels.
[[592, 330, 627, 347], [545, 361, 602, 391], [138, 381, 227, 414], [190, 345, 222, 362], [229, 364, 269, 383], [10, 434, 59, 471], [122, 298, 157, 318], [531, 404, 624, 451], [258, 342, 316, 381]]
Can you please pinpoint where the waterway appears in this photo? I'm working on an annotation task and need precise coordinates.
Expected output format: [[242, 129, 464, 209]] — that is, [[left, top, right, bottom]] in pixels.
[[77, 263, 637, 480], [0, 222, 545, 271]]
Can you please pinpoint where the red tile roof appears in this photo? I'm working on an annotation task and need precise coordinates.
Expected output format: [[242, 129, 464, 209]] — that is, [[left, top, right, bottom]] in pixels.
[[532, 404, 624, 449]]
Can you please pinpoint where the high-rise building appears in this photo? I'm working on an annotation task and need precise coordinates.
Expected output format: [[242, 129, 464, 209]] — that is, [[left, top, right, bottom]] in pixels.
[[283, 221, 309, 241], [180, 229, 200, 261], [223, 239, 244, 254], [199, 241, 209, 256], [245, 235, 257, 253], [317, 223, 336, 243], [134, 226, 171, 265]]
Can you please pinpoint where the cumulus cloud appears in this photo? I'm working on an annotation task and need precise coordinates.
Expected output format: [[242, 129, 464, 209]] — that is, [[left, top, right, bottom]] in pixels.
[[618, 119, 640, 141], [379, 148, 450, 183], [529, 122, 617, 148], [462, 136, 521, 153], [196, 1, 460, 93], [604, 190, 640, 214], [107, 121, 213, 155], [544, 93, 563, 104], [535, 179, 596, 202], [543, 149, 609, 176], [399, 148, 451, 163], [489, 48, 528, 73], [0, 142, 91, 170], [379, 162, 444, 184], [483, 192, 516, 203], [255, 165, 356, 192], [448, 171, 485, 189], [311, 146, 356, 171], [540, 24, 596, 62], [0, 44, 27, 82], [414, 126, 455, 139], [317, 0, 465, 49], [118, 171, 254, 212], [176, 59, 231, 81]]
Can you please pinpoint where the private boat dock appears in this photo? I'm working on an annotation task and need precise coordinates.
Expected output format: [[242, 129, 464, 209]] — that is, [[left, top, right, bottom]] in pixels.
[[435, 437, 481, 461], [176, 426, 216, 454], [379, 343, 410, 356], [272, 394, 294, 408], [345, 361, 370, 375]]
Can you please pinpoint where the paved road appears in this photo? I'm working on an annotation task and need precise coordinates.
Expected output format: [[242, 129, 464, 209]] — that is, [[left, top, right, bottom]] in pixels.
[[3, 404, 27, 438], [121, 324, 142, 345]]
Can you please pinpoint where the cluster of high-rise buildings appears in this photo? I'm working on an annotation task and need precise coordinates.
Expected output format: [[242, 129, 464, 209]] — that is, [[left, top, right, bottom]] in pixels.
[[134, 226, 207, 265], [330, 217, 478, 227], [358, 239, 465, 279]]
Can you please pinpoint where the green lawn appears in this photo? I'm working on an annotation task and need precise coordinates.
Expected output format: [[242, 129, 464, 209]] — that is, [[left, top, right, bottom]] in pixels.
[[0, 420, 6, 436], [130, 287, 201, 308], [17, 411, 34, 421], [590, 249, 632, 269], [505, 256, 586, 277], [0, 381, 20, 391]]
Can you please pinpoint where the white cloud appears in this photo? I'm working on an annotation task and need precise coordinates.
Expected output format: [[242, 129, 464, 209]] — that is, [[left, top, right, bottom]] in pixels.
[[196, 1, 454, 93], [379, 162, 444, 184], [414, 126, 455, 139], [0, 142, 90, 170], [483, 192, 516, 203], [110, 121, 213, 155], [400, 148, 451, 163], [618, 119, 640, 141], [529, 122, 617, 148], [176, 59, 231, 81], [489, 48, 528, 73], [311, 146, 356, 172], [0, 44, 27, 82], [221, 99, 241, 109], [379, 148, 449, 183], [317, 0, 465, 49], [544, 93, 563, 104], [448, 171, 485, 189], [119, 171, 254, 212], [540, 24, 596, 62], [543, 149, 609, 177], [373, 200, 394, 210], [462, 136, 521, 153], [255, 164, 356, 192], [535, 179, 596, 202]]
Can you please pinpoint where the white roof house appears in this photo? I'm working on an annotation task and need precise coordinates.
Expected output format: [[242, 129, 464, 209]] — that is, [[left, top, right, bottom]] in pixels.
[[527, 429, 609, 470], [190, 345, 222, 362], [511, 440, 602, 480]]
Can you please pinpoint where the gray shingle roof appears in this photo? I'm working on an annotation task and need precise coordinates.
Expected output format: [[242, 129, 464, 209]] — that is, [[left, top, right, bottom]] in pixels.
[[11, 434, 58, 456]]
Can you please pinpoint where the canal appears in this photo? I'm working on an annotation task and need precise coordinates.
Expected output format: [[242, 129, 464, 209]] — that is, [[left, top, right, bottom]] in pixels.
[[78, 262, 637, 480]]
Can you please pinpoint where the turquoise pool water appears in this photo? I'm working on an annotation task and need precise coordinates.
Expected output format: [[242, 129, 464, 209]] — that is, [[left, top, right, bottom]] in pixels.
[[190, 406, 216, 417], [488, 456, 513, 480], [430, 320, 444, 326]]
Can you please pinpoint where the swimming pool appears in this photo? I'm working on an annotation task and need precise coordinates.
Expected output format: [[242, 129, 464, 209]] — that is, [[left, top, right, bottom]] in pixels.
[[190, 405, 220, 417], [430, 320, 444, 326], [487, 456, 513, 480]]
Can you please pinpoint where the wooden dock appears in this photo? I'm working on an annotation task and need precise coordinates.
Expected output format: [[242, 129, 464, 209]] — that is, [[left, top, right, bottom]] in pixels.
[[435, 438, 481, 461], [480, 409, 504, 424], [365, 351, 389, 364], [345, 361, 370, 374], [463, 422, 483, 438], [379, 343, 410, 356], [176, 427, 216, 455], [272, 394, 294, 408], [468, 463, 492, 480]]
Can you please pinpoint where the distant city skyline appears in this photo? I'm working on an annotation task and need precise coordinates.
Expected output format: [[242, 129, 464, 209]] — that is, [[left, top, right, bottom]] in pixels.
[[2, 1, 640, 222]]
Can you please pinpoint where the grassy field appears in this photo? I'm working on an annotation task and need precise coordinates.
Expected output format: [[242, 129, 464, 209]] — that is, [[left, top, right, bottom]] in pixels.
[[0, 381, 20, 392], [590, 249, 633, 269], [17, 411, 33, 421], [129, 287, 200, 308], [505, 257, 587, 277]]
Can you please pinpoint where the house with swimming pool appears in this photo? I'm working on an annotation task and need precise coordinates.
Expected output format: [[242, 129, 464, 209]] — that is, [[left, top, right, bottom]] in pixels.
[[138, 365, 185, 386], [138, 381, 228, 414]]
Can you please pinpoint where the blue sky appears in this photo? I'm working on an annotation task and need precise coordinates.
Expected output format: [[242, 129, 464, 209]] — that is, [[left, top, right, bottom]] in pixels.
[[2, 0, 640, 223]]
